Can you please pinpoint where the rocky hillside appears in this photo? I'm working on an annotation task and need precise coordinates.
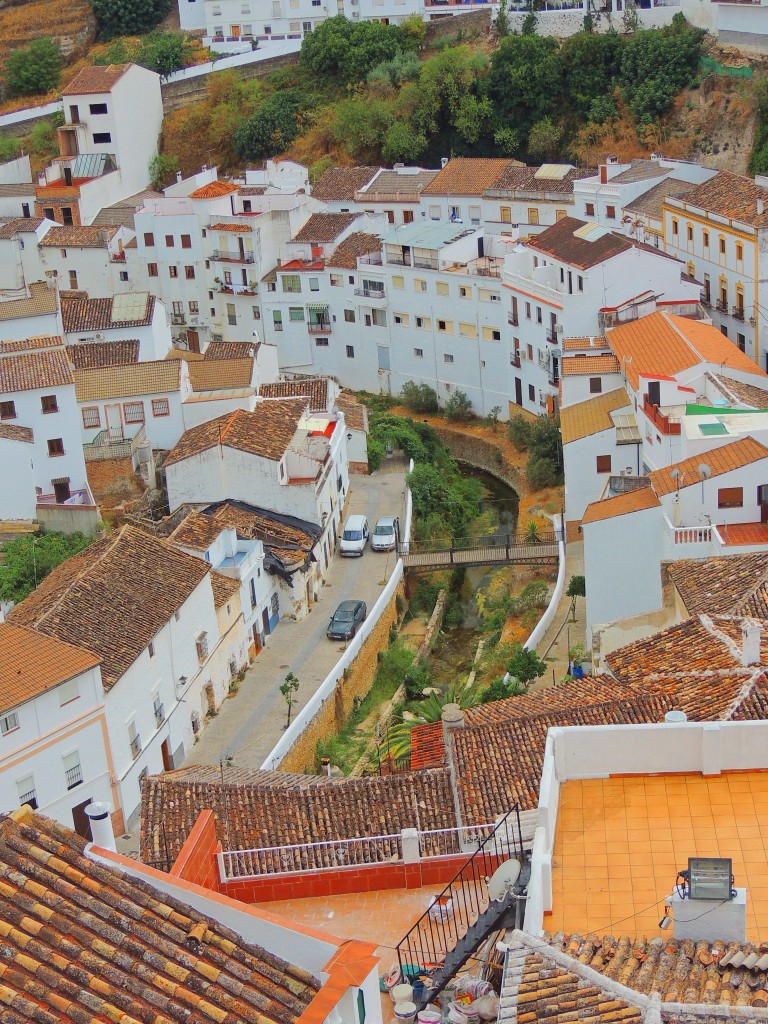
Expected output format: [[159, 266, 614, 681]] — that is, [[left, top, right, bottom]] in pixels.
[[0, 0, 96, 74]]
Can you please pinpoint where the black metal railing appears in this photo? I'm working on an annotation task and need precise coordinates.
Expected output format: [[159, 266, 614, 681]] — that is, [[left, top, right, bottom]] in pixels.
[[212, 249, 255, 263], [308, 321, 331, 334], [154, 703, 165, 727], [65, 764, 83, 790], [407, 529, 556, 556], [130, 734, 142, 759], [354, 287, 386, 299], [396, 810, 523, 987]]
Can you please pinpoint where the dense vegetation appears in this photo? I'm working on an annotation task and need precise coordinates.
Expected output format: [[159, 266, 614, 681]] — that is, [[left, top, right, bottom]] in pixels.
[[90, 0, 171, 40], [0, 532, 93, 604], [508, 413, 564, 489], [749, 80, 768, 176], [5, 37, 62, 98]]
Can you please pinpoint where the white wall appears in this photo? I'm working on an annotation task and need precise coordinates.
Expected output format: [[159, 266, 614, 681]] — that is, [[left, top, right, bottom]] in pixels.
[[0, 436, 35, 520]]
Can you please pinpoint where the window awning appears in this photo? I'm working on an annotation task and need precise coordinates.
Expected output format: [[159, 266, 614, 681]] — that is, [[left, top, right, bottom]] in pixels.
[[306, 303, 329, 312], [51, 476, 71, 485]]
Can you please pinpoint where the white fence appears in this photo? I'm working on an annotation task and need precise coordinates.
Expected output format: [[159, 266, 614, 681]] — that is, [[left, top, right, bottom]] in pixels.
[[523, 514, 565, 652]]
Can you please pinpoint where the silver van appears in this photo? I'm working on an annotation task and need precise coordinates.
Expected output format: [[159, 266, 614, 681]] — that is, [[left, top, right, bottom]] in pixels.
[[340, 514, 369, 556]]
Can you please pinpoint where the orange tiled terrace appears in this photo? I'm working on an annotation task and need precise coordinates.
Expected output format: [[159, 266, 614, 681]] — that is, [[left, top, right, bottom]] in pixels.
[[718, 522, 768, 546], [548, 772, 768, 940]]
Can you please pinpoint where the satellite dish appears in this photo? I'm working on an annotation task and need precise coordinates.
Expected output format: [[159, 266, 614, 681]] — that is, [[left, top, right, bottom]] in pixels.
[[487, 858, 521, 902], [698, 463, 712, 480], [670, 468, 680, 481]]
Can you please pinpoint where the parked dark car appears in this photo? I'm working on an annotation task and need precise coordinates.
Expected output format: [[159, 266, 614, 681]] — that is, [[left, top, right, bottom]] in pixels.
[[327, 599, 367, 640]]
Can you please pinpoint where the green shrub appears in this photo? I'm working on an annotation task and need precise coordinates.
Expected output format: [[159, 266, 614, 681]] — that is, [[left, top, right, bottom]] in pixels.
[[91, 0, 171, 39], [6, 38, 62, 97], [444, 390, 474, 422], [507, 415, 533, 452], [400, 381, 438, 414]]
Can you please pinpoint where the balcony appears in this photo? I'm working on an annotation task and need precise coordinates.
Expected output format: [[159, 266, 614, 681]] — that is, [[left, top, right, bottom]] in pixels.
[[546, 331, 559, 344], [548, 371, 560, 387], [354, 287, 386, 299], [386, 255, 411, 267], [643, 394, 681, 436], [130, 734, 142, 759], [508, 313, 519, 326], [212, 249, 255, 264], [65, 763, 83, 790], [218, 284, 257, 296], [413, 255, 439, 271], [732, 306, 745, 322], [154, 703, 165, 728], [358, 253, 383, 266], [510, 352, 521, 369], [308, 321, 332, 334], [716, 299, 728, 313]]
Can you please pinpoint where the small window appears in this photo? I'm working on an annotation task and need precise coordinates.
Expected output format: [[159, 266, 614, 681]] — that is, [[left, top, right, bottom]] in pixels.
[[0, 712, 19, 735], [596, 455, 611, 473], [185, 265, 195, 280], [330, 273, 343, 286], [719, 237, 726, 255], [436, 281, 449, 296], [528, 384, 535, 402], [444, 354, 454, 363], [68, 270, 78, 290], [585, 203, 595, 217], [0, 401, 16, 420], [144, 232, 154, 246], [718, 487, 743, 509], [309, 278, 320, 292], [47, 438, 64, 457], [346, 345, 355, 358], [589, 377, 602, 394], [500, 206, 511, 224], [525, 302, 531, 320], [528, 208, 539, 225], [282, 274, 301, 293], [195, 632, 209, 664], [606, 206, 616, 220], [89, 102, 108, 115], [687, 224, 693, 242], [181, 234, 192, 249], [672, 219, 679, 236], [148, 263, 158, 277], [736, 242, 744, 261], [41, 395, 58, 414], [16, 774, 36, 809], [123, 401, 145, 424], [172, 301, 183, 316], [92, 132, 111, 144], [82, 407, 100, 429], [392, 275, 404, 289], [169, 266, 178, 278], [59, 678, 79, 706], [344, 309, 355, 323], [315, 338, 329, 347], [703, 231, 710, 247], [414, 348, 423, 358], [556, 209, 566, 222], [189, 300, 199, 315], [63, 750, 82, 789], [165, 235, 174, 247], [288, 307, 304, 321], [148, 640, 155, 658], [119, 271, 128, 282], [438, 320, 447, 332]]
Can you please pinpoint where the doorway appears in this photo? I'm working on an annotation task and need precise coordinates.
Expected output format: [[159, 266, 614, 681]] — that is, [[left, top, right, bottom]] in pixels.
[[262, 607, 271, 636], [514, 377, 523, 406], [161, 737, 173, 772], [187, 329, 200, 353], [105, 403, 123, 440], [53, 479, 71, 503], [71, 798, 93, 840]]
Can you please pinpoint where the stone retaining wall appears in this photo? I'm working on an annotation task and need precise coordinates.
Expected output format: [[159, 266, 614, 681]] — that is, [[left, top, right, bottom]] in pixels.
[[160, 50, 300, 113], [432, 425, 525, 499]]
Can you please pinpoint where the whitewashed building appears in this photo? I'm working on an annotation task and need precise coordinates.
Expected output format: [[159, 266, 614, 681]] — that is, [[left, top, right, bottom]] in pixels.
[[62, 292, 172, 361]]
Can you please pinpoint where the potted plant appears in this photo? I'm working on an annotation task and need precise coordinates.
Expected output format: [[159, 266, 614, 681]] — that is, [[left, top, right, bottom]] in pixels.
[[568, 643, 589, 678]]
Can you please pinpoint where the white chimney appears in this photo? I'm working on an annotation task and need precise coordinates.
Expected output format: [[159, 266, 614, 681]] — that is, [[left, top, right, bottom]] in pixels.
[[758, 197, 765, 217], [741, 620, 762, 667], [441, 157, 449, 169], [85, 801, 116, 852], [665, 710, 687, 724]]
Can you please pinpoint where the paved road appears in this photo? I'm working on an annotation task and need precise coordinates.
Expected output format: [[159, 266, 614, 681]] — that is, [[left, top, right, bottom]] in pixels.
[[186, 460, 408, 772]]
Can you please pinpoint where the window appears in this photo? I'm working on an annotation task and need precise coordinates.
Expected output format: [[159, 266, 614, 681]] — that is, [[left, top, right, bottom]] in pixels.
[[185, 266, 195, 279], [414, 348, 423, 358], [392, 275, 404, 289], [63, 749, 83, 788], [527, 344, 533, 361], [252, 305, 260, 320], [415, 316, 431, 330], [315, 338, 329, 347], [273, 311, 283, 331], [172, 300, 183, 317], [68, 270, 78, 290], [414, 278, 427, 293], [189, 300, 199, 315], [123, 401, 145, 424], [82, 407, 100, 429], [59, 678, 79, 706], [128, 720, 141, 759], [736, 242, 744, 262], [92, 132, 111, 144], [596, 455, 611, 473], [119, 271, 128, 282], [437, 319, 448, 332], [330, 273, 343, 286], [227, 303, 236, 326], [672, 219, 679, 236], [148, 263, 158, 277], [436, 281, 449, 296], [528, 384, 535, 402], [372, 309, 386, 327], [0, 712, 19, 735], [500, 206, 512, 223], [687, 224, 693, 242], [718, 487, 743, 509], [585, 203, 595, 217], [16, 775, 36, 809], [459, 286, 470, 299], [346, 345, 355, 358], [181, 234, 192, 249], [589, 377, 602, 394], [282, 274, 301, 293], [344, 309, 355, 323], [394, 313, 409, 326], [0, 401, 15, 420], [703, 230, 710, 248], [41, 395, 58, 414], [556, 209, 566, 222], [577, 275, 584, 292], [89, 102, 108, 114], [737, 332, 746, 352], [144, 232, 154, 246], [528, 208, 539, 225], [525, 302, 531, 320], [169, 266, 178, 278], [165, 235, 174, 247], [288, 306, 304, 321], [719, 237, 726, 255], [481, 326, 500, 342], [309, 278, 320, 292], [152, 398, 170, 417], [444, 353, 454, 363], [271, 592, 279, 617], [459, 322, 477, 339], [196, 632, 209, 664], [606, 206, 616, 220], [47, 438, 64, 457]]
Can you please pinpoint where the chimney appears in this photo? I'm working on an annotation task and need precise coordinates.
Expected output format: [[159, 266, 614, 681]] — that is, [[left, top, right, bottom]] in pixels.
[[176, 170, 183, 183], [85, 801, 116, 852], [441, 157, 449, 169], [320, 756, 332, 777], [441, 702, 465, 745], [599, 165, 607, 185], [758, 197, 765, 217], [741, 620, 762, 667]]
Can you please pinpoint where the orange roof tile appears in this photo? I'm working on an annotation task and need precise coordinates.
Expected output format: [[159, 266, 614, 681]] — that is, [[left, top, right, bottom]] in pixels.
[[0, 622, 100, 713], [527, 216, 633, 270], [561, 353, 621, 376], [210, 222, 251, 232], [562, 336, 608, 351], [674, 169, 768, 228], [188, 180, 239, 199], [581, 486, 661, 525], [649, 436, 768, 497], [560, 388, 631, 444], [0, 349, 73, 395], [62, 64, 130, 95], [423, 158, 520, 196], [165, 401, 307, 467]]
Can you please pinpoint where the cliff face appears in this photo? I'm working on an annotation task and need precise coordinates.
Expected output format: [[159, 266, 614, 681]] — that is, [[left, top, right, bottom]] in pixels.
[[0, 0, 96, 72]]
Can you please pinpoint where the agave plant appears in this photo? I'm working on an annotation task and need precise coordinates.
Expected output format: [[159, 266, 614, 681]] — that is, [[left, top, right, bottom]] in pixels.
[[381, 678, 484, 760]]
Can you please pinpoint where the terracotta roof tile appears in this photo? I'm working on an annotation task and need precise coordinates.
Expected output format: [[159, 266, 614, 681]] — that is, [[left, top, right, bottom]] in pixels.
[[293, 212, 356, 243], [202, 500, 320, 566], [711, 373, 768, 409], [210, 569, 240, 608], [423, 158, 521, 196], [650, 436, 768, 497], [526, 217, 633, 270], [74, 359, 180, 401], [488, 163, 594, 196], [170, 510, 228, 551], [189, 180, 239, 199], [624, 176, 698, 220], [204, 341, 258, 360], [0, 217, 44, 239], [210, 221, 251, 232], [337, 390, 366, 432], [0, 335, 63, 354], [165, 401, 306, 467], [62, 293, 155, 332], [62, 63, 130, 95], [562, 335, 608, 351], [606, 311, 766, 390], [0, 281, 57, 321], [0, 422, 33, 442], [0, 348, 73, 394], [410, 721, 444, 770], [9, 525, 211, 689], [561, 388, 631, 444], [239, 185, 267, 196], [0, 807, 320, 1023], [561, 353, 621, 376], [581, 486, 660, 525], [188, 357, 254, 391], [673, 169, 768, 228], [311, 166, 379, 202], [260, 377, 328, 410], [0, 622, 100, 713], [326, 231, 382, 269], [359, 169, 438, 198], [68, 339, 140, 369], [140, 765, 457, 869], [668, 554, 768, 617], [39, 225, 118, 247]]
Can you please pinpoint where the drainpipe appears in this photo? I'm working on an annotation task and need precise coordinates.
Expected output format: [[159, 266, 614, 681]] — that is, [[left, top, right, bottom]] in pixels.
[[441, 703, 468, 849]]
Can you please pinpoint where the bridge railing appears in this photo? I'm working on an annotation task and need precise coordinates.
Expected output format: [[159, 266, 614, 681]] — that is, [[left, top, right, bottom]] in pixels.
[[403, 530, 556, 555]]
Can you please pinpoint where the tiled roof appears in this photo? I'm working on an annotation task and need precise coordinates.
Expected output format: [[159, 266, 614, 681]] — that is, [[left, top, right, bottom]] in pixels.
[[624, 176, 698, 220], [62, 63, 130, 94], [0, 281, 57, 321], [0, 806, 320, 1024], [581, 486, 661, 525], [337, 390, 366, 432], [526, 217, 632, 270], [0, 422, 33, 443], [325, 231, 382, 269], [202, 500, 320, 564], [210, 569, 240, 608], [0, 217, 44, 239], [610, 159, 669, 183], [188, 180, 239, 199], [607, 312, 767, 390], [170, 510, 228, 552], [62, 294, 155, 332], [187, 358, 254, 391], [423, 158, 520, 196], [410, 721, 444, 770], [140, 765, 457, 868], [562, 336, 608, 351], [91, 188, 159, 231], [293, 212, 355, 243], [10, 525, 211, 689], [311, 166, 379, 202], [238, 185, 267, 196], [649, 436, 768, 497], [204, 341, 258, 360], [67, 339, 140, 370], [260, 377, 328, 410], [210, 222, 251, 232], [165, 402, 306, 467], [0, 348, 73, 395], [675, 169, 768, 228], [712, 372, 768, 409], [561, 353, 621, 376], [560, 388, 631, 444], [0, 335, 63, 354], [0, 622, 100, 713], [450, 693, 671, 820], [362, 169, 438, 196], [39, 225, 118, 247], [488, 163, 594, 195], [630, 668, 768, 723], [668, 553, 768, 617], [74, 359, 181, 401]]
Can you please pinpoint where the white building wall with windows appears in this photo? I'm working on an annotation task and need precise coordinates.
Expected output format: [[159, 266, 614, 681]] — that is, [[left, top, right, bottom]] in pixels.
[[78, 386, 188, 451]]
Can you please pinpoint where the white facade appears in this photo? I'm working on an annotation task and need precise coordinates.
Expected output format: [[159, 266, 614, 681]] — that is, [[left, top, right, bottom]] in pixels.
[[64, 297, 173, 362], [0, 432, 35, 521], [37, 229, 135, 299]]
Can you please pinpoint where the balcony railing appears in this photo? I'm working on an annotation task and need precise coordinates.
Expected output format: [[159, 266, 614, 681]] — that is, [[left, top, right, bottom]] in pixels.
[[354, 287, 386, 299], [130, 734, 142, 759], [358, 253, 383, 266], [732, 306, 745, 321], [386, 255, 411, 267], [212, 249, 255, 263], [546, 331, 558, 344], [413, 256, 439, 270], [548, 371, 560, 387], [508, 313, 519, 326], [716, 299, 728, 313], [308, 321, 331, 334], [510, 353, 521, 368], [643, 395, 681, 436], [154, 703, 165, 727], [65, 763, 83, 789]]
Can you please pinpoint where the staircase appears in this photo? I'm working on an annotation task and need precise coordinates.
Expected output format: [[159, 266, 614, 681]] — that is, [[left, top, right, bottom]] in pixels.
[[395, 811, 529, 1009]]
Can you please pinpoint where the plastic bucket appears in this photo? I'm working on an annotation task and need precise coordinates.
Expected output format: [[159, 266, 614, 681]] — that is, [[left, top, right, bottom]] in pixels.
[[418, 1009, 441, 1024], [395, 1002, 417, 1024], [392, 985, 414, 1005]]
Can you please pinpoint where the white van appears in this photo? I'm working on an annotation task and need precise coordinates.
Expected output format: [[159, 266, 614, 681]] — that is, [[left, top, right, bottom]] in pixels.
[[340, 514, 369, 556]]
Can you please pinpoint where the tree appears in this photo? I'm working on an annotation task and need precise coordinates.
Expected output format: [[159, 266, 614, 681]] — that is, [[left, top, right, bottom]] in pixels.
[[481, 675, 529, 703], [0, 532, 93, 604], [560, 31, 623, 118], [149, 153, 180, 188], [444, 390, 474, 422], [382, 120, 427, 165], [484, 35, 562, 140], [0, 137, 22, 162], [412, 46, 490, 154], [506, 643, 546, 683], [527, 117, 563, 162], [233, 91, 306, 160], [91, 0, 171, 39], [279, 672, 300, 729], [136, 32, 193, 78], [400, 381, 438, 414], [332, 98, 392, 163], [300, 16, 403, 85], [619, 21, 704, 124], [566, 574, 586, 622], [5, 38, 62, 98], [527, 414, 563, 485], [508, 414, 533, 452], [495, 0, 511, 37]]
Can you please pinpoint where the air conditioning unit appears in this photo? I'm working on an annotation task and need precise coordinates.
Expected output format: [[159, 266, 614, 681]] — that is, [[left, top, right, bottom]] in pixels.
[[554, 322, 563, 334], [189, 317, 200, 326], [515, 349, 521, 361], [94, 333, 104, 341], [539, 393, 547, 407], [538, 350, 550, 367]]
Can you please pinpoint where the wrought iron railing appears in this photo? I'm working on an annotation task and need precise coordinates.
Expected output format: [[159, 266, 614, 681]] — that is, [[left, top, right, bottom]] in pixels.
[[218, 833, 404, 880], [212, 249, 255, 263], [65, 764, 83, 790]]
